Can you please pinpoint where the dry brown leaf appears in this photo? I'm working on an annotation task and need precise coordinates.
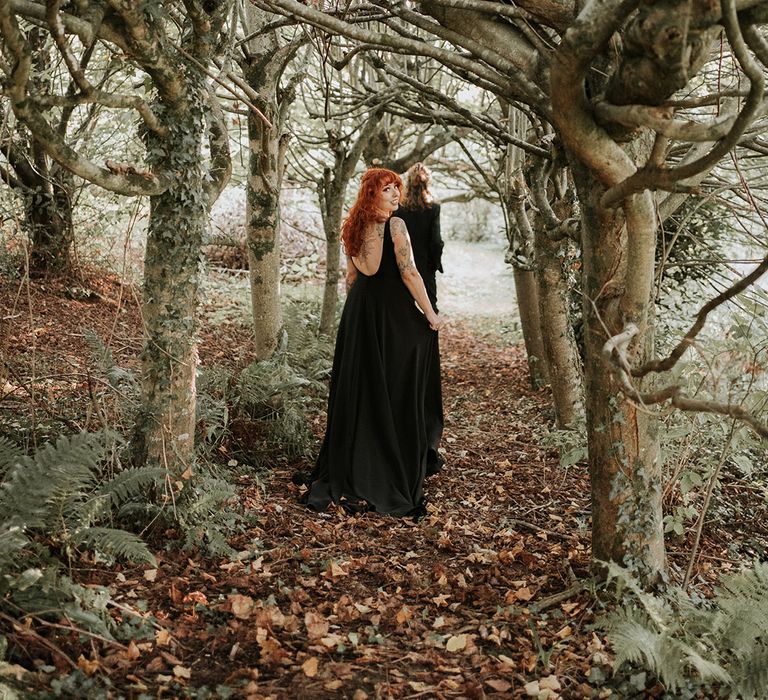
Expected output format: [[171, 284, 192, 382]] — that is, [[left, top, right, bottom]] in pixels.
[[556, 625, 573, 639], [301, 657, 319, 677], [229, 594, 255, 619], [173, 665, 192, 679], [143, 568, 158, 582], [126, 640, 141, 660], [304, 611, 330, 639], [76, 655, 100, 676], [445, 634, 467, 652], [155, 628, 172, 647], [514, 586, 533, 601], [395, 605, 412, 625], [540, 675, 561, 692], [485, 678, 512, 692]]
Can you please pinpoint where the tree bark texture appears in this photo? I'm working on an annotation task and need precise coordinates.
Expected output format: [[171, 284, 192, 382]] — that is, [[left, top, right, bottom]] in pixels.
[[318, 172, 343, 337], [246, 120, 283, 361], [512, 267, 549, 388], [132, 76, 207, 480], [533, 224, 583, 428], [572, 162, 666, 577], [243, 13, 285, 361]]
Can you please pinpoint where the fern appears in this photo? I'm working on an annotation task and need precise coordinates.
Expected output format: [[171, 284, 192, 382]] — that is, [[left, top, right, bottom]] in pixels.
[[0, 433, 102, 529], [99, 465, 166, 507], [0, 436, 22, 477], [73, 527, 155, 565], [84, 328, 137, 392], [600, 562, 768, 697]]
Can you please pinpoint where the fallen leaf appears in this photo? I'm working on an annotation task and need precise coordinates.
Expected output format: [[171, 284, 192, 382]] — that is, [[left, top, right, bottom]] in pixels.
[[556, 625, 573, 639], [445, 634, 467, 652], [173, 665, 191, 679], [514, 586, 533, 601], [540, 675, 562, 692], [304, 611, 330, 639], [324, 561, 348, 578], [155, 628, 172, 647], [408, 681, 431, 692], [395, 605, 412, 625], [76, 655, 100, 676], [301, 657, 319, 677], [229, 594, 255, 619], [486, 678, 512, 692], [126, 640, 141, 660], [143, 569, 158, 582]]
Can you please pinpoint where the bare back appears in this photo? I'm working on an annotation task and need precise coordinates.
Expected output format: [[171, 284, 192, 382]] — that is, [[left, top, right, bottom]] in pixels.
[[351, 220, 387, 276]]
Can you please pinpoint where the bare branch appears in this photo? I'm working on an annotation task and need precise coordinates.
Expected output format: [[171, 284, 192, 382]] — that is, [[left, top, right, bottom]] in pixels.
[[369, 56, 549, 157], [249, 0, 517, 100], [203, 85, 231, 207], [634, 251, 768, 377], [35, 90, 167, 136], [601, 0, 765, 207], [10, 0, 128, 49], [177, 45, 273, 128], [603, 323, 768, 439], [0, 0, 166, 195]]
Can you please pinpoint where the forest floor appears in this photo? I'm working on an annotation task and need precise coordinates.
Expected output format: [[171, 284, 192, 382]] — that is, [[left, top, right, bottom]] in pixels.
[[1, 263, 766, 699]]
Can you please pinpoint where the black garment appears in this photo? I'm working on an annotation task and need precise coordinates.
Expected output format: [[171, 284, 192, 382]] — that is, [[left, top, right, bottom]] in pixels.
[[307, 219, 444, 516], [395, 203, 443, 311]]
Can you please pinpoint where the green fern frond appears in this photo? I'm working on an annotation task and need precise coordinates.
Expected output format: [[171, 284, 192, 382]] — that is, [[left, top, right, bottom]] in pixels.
[[85, 328, 137, 391], [713, 561, 768, 654], [679, 644, 731, 687], [99, 466, 166, 507], [73, 527, 156, 565], [1, 433, 103, 528], [732, 643, 768, 699], [0, 520, 29, 568], [0, 436, 22, 477]]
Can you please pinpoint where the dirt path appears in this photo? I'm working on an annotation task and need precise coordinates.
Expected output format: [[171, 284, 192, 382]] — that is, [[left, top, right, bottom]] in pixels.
[[87, 324, 598, 699]]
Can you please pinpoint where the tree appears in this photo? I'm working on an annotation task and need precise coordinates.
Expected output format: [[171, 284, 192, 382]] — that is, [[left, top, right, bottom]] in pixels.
[[0, 1, 235, 479], [239, 6, 304, 359], [258, 0, 768, 582]]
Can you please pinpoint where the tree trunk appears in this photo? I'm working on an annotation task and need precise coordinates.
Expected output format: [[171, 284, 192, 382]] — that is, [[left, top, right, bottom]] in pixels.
[[242, 6, 293, 360], [245, 84, 282, 360], [533, 226, 583, 427], [512, 267, 549, 388], [132, 89, 206, 480], [319, 194, 342, 337], [27, 158, 74, 274], [573, 162, 666, 579]]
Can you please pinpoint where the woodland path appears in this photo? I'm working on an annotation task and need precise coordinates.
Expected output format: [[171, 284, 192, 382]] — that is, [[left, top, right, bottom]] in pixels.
[[102, 324, 600, 699]]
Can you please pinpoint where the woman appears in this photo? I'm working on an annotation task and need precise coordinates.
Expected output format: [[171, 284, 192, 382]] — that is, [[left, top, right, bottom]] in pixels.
[[396, 163, 443, 311], [306, 168, 443, 517], [396, 162, 445, 475]]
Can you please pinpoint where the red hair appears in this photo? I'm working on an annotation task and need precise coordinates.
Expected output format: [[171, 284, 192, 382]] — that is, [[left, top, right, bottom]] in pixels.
[[341, 168, 403, 257]]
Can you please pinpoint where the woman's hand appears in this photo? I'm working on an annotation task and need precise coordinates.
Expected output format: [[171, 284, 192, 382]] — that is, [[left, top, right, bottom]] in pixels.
[[427, 313, 443, 332]]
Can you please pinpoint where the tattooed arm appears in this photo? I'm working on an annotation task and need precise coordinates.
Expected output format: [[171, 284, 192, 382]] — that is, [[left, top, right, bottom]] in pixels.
[[390, 217, 441, 330]]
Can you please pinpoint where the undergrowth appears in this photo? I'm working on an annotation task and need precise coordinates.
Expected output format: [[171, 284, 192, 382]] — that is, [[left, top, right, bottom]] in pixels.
[[599, 561, 768, 699]]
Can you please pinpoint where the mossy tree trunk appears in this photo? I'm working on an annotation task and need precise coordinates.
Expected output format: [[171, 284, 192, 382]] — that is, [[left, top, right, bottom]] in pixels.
[[572, 162, 666, 576], [242, 6, 301, 359], [131, 75, 208, 480]]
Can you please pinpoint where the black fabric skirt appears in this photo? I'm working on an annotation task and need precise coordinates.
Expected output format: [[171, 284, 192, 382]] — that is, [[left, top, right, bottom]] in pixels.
[[307, 272, 443, 516]]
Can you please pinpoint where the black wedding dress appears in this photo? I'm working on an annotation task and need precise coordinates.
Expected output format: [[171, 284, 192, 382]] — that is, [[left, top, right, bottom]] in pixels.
[[307, 218, 444, 516]]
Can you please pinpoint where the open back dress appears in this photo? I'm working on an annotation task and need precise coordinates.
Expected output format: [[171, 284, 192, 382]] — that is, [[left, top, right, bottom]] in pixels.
[[307, 218, 443, 516]]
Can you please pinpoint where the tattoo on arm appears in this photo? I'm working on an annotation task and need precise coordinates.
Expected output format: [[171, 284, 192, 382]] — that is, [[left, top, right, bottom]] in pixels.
[[396, 242, 415, 272]]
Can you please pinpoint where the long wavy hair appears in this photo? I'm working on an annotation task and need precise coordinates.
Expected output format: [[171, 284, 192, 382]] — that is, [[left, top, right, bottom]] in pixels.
[[342, 168, 403, 258], [401, 162, 435, 210]]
